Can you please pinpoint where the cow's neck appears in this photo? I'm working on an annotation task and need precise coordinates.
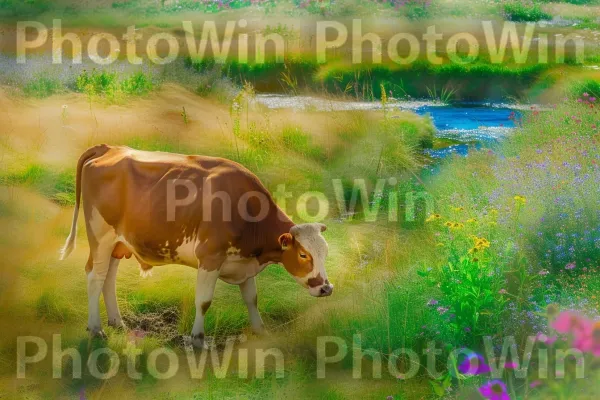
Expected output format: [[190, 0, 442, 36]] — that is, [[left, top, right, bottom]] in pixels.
[[255, 209, 294, 265]]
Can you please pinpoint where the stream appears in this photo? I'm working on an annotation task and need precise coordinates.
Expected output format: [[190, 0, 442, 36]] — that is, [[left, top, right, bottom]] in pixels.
[[256, 94, 520, 158]]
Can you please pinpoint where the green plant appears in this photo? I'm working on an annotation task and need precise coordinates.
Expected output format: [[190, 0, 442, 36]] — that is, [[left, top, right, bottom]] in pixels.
[[503, 0, 552, 22], [23, 76, 62, 98]]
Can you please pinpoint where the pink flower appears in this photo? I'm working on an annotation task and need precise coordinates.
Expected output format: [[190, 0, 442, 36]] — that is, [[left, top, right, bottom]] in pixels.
[[584, 92, 590, 97], [479, 380, 510, 400], [535, 333, 557, 345], [552, 311, 586, 334], [458, 353, 491, 375], [565, 262, 576, 270]]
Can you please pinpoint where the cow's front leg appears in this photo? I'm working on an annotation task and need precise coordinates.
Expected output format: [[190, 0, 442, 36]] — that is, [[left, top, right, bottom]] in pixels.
[[191, 261, 222, 349], [239, 277, 265, 335]]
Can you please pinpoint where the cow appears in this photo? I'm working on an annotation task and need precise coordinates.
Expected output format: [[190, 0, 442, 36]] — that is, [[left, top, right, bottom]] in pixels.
[[59, 144, 333, 347]]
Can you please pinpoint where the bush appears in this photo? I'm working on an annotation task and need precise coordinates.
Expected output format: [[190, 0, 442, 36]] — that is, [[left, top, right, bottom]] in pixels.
[[503, 0, 552, 22], [23, 76, 62, 98], [75, 69, 155, 99]]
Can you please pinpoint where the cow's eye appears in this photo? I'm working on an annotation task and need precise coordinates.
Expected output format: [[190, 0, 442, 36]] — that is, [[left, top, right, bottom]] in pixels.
[[299, 253, 307, 259]]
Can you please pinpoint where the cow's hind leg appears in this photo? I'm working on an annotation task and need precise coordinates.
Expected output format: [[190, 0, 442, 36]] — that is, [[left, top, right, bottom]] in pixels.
[[239, 277, 265, 335], [87, 236, 116, 338], [103, 257, 125, 329]]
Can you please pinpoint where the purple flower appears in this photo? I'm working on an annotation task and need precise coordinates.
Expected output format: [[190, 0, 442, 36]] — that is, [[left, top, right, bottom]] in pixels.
[[458, 353, 491, 375], [479, 380, 511, 400], [565, 262, 576, 270], [437, 306, 449, 315], [427, 299, 439, 306]]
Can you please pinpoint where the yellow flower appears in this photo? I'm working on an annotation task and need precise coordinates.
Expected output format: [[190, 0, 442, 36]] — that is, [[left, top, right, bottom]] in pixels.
[[425, 214, 441, 223], [466, 218, 478, 223], [489, 208, 498, 215], [451, 222, 464, 229], [436, 243, 445, 247], [452, 206, 465, 212], [514, 195, 527, 205], [445, 221, 454, 227]]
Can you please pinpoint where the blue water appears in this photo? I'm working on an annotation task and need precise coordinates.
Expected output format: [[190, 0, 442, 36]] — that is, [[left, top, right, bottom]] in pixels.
[[416, 106, 517, 131], [416, 105, 519, 158]]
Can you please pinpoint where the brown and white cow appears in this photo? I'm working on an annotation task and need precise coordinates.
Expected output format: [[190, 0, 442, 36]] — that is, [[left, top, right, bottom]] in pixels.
[[60, 144, 333, 347]]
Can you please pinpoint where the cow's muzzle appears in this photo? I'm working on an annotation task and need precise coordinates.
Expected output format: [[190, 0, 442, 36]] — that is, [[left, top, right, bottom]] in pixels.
[[318, 283, 334, 297]]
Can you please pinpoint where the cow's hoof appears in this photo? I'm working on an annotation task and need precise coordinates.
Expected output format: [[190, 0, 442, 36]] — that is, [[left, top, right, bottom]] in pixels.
[[108, 320, 128, 331], [88, 328, 107, 340], [252, 327, 269, 336], [191, 334, 206, 349]]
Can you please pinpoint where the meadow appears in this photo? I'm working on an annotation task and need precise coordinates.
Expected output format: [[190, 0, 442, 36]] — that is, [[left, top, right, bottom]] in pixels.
[[1, 1, 600, 399]]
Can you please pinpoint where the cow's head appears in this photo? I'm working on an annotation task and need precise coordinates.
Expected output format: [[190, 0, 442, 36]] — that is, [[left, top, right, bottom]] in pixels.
[[278, 223, 333, 297]]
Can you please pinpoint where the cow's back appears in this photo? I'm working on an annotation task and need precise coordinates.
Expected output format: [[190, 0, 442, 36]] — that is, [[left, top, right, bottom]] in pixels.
[[80, 146, 275, 266]]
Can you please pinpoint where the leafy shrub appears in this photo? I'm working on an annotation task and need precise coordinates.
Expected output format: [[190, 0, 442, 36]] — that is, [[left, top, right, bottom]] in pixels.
[[23, 76, 62, 98], [503, 0, 552, 22], [75, 69, 154, 99]]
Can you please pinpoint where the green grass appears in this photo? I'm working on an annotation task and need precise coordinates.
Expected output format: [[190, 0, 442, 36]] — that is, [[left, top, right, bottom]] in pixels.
[[188, 56, 556, 101], [75, 69, 155, 100], [503, 1, 552, 22], [0, 164, 76, 205], [23, 76, 63, 98], [281, 126, 327, 162]]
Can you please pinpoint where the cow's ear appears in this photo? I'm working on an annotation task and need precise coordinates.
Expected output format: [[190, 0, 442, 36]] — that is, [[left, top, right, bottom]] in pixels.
[[278, 233, 293, 250], [317, 223, 327, 232]]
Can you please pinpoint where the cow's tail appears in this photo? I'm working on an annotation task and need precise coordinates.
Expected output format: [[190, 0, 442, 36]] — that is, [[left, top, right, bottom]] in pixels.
[[60, 145, 110, 260]]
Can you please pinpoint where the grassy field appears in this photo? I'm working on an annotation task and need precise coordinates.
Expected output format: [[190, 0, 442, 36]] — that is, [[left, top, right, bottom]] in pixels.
[[1, 1, 600, 399], [1, 78, 600, 399]]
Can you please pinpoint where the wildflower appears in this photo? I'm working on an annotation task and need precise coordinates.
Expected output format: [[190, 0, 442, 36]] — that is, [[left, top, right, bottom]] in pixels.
[[427, 299, 439, 306], [584, 92, 590, 97], [587, 321, 600, 356], [499, 289, 508, 295], [425, 214, 441, 223], [457, 353, 491, 375], [62, 104, 68, 109], [444, 221, 453, 227], [437, 306, 449, 315], [565, 262, 576, 270], [535, 333, 557, 345], [479, 380, 510, 400], [452, 206, 465, 212], [551, 311, 590, 344], [451, 222, 464, 229], [538, 270, 549, 276], [513, 195, 527, 205], [529, 380, 542, 388], [466, 218, 478, 223]]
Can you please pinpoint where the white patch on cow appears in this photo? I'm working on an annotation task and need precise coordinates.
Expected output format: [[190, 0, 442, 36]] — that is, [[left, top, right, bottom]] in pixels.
[[219, 255, 270, 285], [89, 206, 114, 240], [174, 237, 199, 267], [291, 223, 330, 296]]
